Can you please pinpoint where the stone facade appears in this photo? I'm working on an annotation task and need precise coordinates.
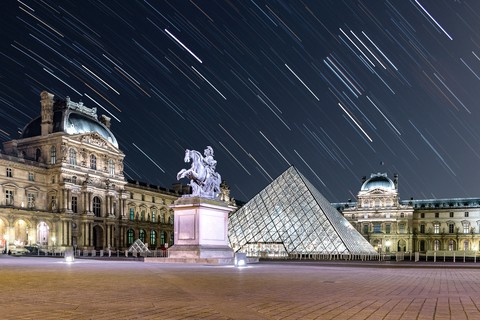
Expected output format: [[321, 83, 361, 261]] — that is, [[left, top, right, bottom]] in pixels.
[[0, 91, 181, 253], [334, 173, 480, 255]]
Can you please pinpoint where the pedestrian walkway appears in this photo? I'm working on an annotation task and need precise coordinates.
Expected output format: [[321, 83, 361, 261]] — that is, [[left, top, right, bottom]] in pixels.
[[1, 256, 479, 319]]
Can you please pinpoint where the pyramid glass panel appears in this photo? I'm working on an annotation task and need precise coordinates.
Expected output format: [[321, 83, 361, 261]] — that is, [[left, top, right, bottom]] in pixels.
[[228, 166, 377, 256]]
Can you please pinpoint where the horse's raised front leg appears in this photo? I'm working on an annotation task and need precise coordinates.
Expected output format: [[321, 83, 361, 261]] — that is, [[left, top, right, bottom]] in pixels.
[[177, 168, 187, 180]]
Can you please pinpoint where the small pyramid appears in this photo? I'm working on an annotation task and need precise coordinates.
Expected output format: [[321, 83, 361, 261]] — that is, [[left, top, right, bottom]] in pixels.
[[228, 166, 376, 255]]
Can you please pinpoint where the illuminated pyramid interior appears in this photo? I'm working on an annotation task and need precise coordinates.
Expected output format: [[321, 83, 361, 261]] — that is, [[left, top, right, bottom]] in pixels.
[[228, 166, 377, 256]]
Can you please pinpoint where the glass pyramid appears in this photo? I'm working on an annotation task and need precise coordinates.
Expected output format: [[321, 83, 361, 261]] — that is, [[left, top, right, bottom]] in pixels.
[[228, 166, 377, 256]]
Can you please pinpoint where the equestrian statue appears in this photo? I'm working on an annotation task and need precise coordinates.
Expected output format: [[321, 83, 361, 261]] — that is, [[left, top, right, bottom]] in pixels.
[[176, 146, 221, 199]]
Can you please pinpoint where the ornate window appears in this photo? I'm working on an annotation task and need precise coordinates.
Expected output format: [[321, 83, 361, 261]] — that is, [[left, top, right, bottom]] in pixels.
[[141, 210, 145, 221], [93, 196, 101, 217], [464, 240, 469, 251], [127, 229, 134, 245], [150, 230, 156, 247], [465, 212, 469, 218], [373, 223, 381, 233], [420, 224, 425, 234], [90, 154, 97, 170], [363, 224, 369, 234], [449, 223, 455, 233], [151, 210, 156, 222], [72, 196, 78, 213], [6, 168, 12, 177], [434, 223, 440, 234], [5, 190, 13, 206], [50, 146, 56, 164], [27, 193, 35, 209], [108, 159, 115, 176], [160, 231, 166, 244], [464, 224, 470, 234], [129, 208, 134, 221], [69, 148, 77, 165], [434, 240, 440, 251], [28, 172, 35, 181], [399, 224, 405, 234], [449, 240, 455, 251], [385, 224, 391, 234]]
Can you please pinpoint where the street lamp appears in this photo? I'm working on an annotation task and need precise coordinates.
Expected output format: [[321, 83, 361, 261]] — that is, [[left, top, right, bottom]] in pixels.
[[51, 236, 56, 255], [3, 234, 9, 254]]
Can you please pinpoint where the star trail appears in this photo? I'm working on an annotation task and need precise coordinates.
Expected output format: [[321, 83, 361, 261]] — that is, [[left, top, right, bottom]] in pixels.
[[1, 0, 480, 202]]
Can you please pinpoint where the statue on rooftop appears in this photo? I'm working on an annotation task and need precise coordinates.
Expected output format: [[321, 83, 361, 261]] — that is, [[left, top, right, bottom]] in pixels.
[[176, 146, 221, 199]]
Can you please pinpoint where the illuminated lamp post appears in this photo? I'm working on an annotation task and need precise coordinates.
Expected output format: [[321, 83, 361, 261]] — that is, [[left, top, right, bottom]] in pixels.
[[51, 236, 56, 255], [3, 234, 9, 254]]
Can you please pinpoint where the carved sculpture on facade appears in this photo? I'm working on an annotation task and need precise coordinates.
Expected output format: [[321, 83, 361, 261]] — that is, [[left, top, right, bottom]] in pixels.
[[176, 146, 221, 199]]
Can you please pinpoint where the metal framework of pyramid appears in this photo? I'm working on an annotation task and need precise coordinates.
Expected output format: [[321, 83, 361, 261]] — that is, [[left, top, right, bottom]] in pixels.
[[228, 166, 377, 255]]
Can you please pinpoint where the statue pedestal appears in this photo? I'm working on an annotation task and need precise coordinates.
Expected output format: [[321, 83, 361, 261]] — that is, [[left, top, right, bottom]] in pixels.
[[168, 197, 235, 262]]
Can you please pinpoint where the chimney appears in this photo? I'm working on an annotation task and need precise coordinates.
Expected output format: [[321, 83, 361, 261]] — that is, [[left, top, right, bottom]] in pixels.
[[40, 91, 54, 135], [100, 115, 111, 129]]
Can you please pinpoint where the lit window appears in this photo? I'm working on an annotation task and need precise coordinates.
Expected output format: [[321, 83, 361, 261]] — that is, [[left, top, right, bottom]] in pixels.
[[129, 208, 134, 221], [152, 210, 156, 222], [160, 231, 166, 244], [69, 148, 77, 165], [150, 230, 156, 246], [108, 159, 115, 176], [28, 172, 35, 181], [93, 197, 101, 217], [373, 223, 381, 233], [434, 224, 440, 234], [464, 224, 470, 234], [50, 146, 56, 164], [90, 154, 97, 170], [5, 190, 13, 206], [6, 168, 12, 177], [139, 229, 146, 242], [27, 193, 35, 209]]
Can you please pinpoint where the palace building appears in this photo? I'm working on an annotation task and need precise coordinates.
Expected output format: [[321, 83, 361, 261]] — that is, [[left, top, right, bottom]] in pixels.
[[0, 91, 192, 253], [333, 173, 480, 256]]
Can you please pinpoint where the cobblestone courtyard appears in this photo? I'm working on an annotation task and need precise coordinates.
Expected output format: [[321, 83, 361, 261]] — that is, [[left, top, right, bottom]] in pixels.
[[2, 256, 480, 319]]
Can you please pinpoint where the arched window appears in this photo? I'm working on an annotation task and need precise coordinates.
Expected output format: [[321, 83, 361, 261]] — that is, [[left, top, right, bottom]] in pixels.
[[434, 240, 440, 251], [108, 159, 115, 176], [93, 197, 101, 217], [449, 240, 455, 251], [150, 230, 156, 247], [160, 211, 165, 223], [129, 208, 134, 221], [151, 210, 156, 222], [69, 148, 77, 165], [50, 146, 56, 164], [141, 210, 145, 221], [139, 229, 146, 242], [35, 148, 41, 162], [160, 231, 166, 244], [90, 154, 97, 170], [127, 229, 134, 245]]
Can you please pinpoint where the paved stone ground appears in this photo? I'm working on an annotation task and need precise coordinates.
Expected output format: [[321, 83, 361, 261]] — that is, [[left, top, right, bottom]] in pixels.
[[1, 256, 480, 319]]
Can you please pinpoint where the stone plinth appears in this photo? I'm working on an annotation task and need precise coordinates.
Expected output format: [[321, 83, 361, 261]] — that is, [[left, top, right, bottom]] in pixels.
[[168, 197, 235, 262]]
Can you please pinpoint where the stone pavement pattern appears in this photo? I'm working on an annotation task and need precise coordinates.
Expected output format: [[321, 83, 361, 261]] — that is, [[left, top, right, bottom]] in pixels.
[[1, 257, 480, 319]]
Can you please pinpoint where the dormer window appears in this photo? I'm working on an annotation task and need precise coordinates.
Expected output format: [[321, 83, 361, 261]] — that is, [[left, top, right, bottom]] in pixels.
[[69, 148, 77, 165], [108, 159, 115, 176], [90, 154, 97, 170]]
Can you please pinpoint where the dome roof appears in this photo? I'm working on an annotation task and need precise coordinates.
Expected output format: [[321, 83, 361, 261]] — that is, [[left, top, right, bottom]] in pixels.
[[21, 97, 118, 148], [361, 173, 395, 191]]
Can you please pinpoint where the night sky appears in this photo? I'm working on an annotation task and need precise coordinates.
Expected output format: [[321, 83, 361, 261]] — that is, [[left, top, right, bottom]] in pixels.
[[1, 1, 480, 203]]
